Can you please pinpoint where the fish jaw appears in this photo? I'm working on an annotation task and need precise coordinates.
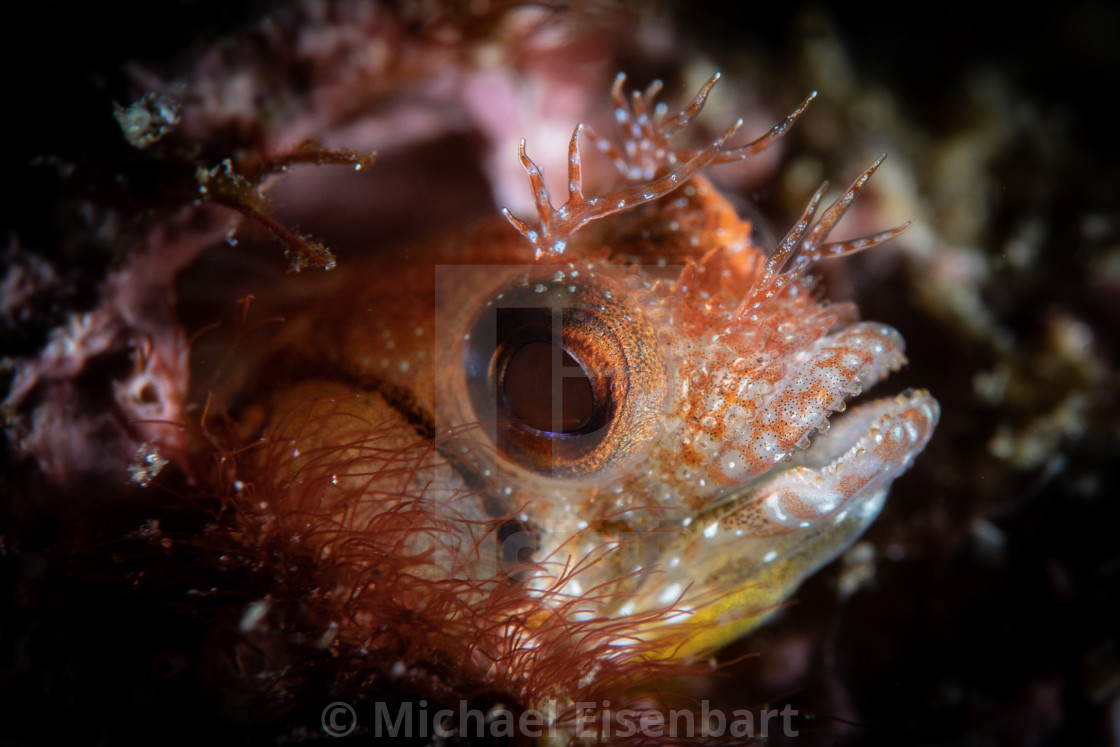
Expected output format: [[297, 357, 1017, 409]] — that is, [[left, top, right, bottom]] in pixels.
[[617, 388, 940, 655]]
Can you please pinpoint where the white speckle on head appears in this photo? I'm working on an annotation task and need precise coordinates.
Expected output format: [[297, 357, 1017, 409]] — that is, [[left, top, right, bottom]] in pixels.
[[718, 450, 749, 481]]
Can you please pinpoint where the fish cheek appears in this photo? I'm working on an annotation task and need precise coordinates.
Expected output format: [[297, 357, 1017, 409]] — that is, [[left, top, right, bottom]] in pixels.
[[249, 379, 490, 575]]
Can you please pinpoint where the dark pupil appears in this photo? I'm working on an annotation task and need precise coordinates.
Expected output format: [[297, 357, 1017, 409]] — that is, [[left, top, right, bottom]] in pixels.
[[502, 341, 594, 433]]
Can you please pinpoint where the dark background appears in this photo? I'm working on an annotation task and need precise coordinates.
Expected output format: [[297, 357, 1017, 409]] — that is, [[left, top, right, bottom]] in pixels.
[[3, 2, 1118, 745]]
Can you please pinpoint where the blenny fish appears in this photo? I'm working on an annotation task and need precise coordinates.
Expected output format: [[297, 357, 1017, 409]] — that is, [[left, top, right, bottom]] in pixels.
[[216, 72, 938, 734]]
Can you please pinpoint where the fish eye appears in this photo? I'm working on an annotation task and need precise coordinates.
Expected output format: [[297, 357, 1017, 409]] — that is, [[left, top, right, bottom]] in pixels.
[[461, 272, 668, 479], [500, 339, 596, 434]]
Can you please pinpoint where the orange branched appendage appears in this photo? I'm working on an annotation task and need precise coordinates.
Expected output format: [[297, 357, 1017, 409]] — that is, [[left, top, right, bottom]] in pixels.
[[738, 155, 912, 317], [502, 120, 741, 260], [502, 72, 820, 261], [587, 72, 817, 179]]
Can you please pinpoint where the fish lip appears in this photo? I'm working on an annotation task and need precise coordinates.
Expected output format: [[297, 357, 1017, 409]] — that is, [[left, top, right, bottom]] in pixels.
[[704, 385, 938, 513], [789, 387, 940, 472]]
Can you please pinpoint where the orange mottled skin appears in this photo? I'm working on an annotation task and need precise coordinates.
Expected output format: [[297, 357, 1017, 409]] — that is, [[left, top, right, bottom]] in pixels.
[[236, 74, 938, 728]]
